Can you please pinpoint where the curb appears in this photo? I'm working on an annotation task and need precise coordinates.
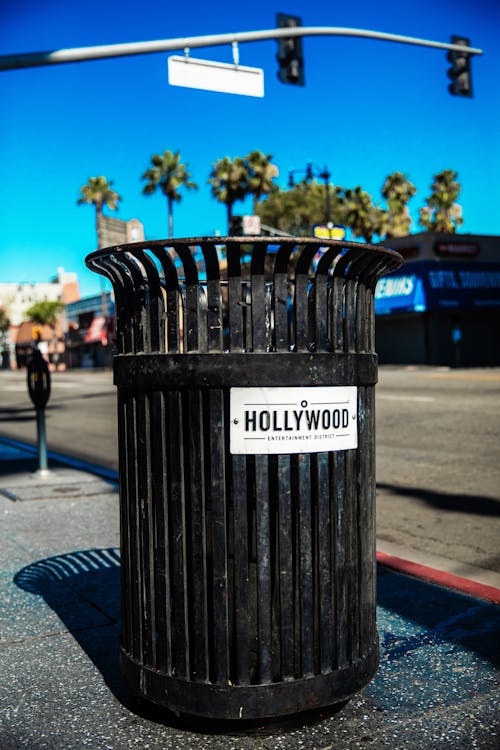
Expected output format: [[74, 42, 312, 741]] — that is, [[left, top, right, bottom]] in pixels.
[[377, 550, 500, 604]]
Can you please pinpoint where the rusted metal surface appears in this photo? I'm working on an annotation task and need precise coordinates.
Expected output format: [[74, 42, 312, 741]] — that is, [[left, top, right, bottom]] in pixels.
[[86, 237, 402, 721]]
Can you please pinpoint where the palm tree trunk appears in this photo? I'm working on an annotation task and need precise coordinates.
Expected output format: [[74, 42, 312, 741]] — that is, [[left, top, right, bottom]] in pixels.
[[96, 205, 103, 249], [168, 197, 173, 238], [96, 205, 108, 317], [227, 202, 233, 234]]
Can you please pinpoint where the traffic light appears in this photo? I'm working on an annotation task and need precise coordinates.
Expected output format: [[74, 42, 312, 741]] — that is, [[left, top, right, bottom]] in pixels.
[[447, 35, 473, 97], [276, 13, 304, 86]]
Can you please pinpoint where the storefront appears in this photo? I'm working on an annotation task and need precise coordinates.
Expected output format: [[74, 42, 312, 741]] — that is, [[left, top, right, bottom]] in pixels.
[[65, 293, 114, 368], [14, 321, 65, 370], [375, 259, 500, 366]]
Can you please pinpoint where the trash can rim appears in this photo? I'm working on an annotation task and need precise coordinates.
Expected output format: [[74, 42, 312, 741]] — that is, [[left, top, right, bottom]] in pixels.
[[85, 236, 403, 268]]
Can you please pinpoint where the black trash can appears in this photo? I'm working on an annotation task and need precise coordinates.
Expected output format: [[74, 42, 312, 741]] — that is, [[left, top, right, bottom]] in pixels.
[[86, 237, 402, 721]]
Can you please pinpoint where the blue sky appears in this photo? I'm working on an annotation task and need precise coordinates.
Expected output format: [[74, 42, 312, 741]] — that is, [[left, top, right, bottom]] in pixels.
[[1, 0, 498, 297]]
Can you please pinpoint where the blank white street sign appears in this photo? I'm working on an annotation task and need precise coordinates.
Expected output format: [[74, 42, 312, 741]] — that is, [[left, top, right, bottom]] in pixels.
[[168, 55, 264, 97]]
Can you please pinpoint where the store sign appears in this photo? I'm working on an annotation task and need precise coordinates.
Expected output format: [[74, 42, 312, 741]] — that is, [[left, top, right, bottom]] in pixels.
[[375, 276, 416, 298], [230, 386, 358, 455], [428, 267, 500, 308], [458, 269, 500, 288], [84, 315, 106, 343], [434, 242, 480, 257], [428, 268, 500, 290], [313, 225, 346, 240], [375, 275, 426, 314], [242, 215, 261, 235], [99, 217, 144, 248]]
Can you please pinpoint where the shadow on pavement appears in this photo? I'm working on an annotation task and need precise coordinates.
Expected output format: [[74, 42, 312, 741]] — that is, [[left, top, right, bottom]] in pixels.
[[0, 457, 42, 476], [12, 548, 347, 734], [0, 449, 65, 478], [0, 407, 39, 423], [377, 482, 500, 517], [13, 548, 137, 709], [0, 405, 62, 422], [12, 548, 500, 733]]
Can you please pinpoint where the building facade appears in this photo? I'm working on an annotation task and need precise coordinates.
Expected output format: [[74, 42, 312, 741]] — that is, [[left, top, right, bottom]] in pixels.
[[0, 268, 80, 368], [375, 233, 500, 366]]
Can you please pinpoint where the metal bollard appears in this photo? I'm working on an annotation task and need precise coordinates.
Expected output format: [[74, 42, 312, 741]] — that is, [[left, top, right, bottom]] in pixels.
[[86, 237, 402, 722]]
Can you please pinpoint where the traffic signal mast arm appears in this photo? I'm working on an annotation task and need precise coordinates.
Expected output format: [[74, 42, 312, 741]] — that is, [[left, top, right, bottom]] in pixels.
[[0, 26, 482, 71]]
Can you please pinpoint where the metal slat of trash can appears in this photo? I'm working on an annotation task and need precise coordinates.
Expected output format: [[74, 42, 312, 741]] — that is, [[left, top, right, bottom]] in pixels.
[[86, 237, 402, 721]]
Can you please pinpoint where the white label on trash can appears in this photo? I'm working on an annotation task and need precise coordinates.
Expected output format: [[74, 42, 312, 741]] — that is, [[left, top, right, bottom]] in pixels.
[[230, 386, 358, 455]]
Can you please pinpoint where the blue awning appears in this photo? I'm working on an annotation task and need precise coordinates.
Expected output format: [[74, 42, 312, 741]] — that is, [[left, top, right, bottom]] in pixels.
[[375, 261, 500, 315]]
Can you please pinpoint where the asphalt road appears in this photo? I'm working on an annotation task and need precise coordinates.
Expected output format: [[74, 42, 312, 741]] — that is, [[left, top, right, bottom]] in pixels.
[[375, 367, 500, 580], [1, 365, 499, 578]]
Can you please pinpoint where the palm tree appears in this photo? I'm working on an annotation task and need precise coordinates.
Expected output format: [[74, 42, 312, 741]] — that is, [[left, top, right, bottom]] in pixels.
[[381, 172, 417, 238], [419, 169, 464, 233], [344, 187, 387, 243], [245, 151, 279, 213], [141, 150, 197, 238], [208, 156, 248, 231], [77, 176, 121, 248]]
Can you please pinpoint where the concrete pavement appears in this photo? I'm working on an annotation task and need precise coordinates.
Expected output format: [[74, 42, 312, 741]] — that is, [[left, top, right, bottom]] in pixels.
[[1, 436, 499, 749]]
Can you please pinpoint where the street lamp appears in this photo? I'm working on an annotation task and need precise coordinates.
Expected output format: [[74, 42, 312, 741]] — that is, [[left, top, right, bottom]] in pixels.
[[288, 162, 332, 228]]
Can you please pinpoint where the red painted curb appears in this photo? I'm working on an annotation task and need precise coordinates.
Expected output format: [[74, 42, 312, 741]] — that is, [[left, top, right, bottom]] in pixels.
[[376, 551, 500, 605]]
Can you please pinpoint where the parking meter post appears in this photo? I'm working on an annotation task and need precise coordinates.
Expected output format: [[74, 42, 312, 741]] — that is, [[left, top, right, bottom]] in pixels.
[[35, 405, 49, 473]]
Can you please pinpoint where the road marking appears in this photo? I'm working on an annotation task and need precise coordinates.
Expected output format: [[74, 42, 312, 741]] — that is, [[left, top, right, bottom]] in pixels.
[[50, 381, 82, 388], [378, 394, 435, 402], [426, 372, 500, 382]]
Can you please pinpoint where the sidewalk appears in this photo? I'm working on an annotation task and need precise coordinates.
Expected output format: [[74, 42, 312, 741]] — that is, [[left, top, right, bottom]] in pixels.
[[0, 436, 499, 750]]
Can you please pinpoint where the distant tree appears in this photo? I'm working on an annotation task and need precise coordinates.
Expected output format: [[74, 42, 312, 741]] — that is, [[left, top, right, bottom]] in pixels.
[[0, 308, 10, 332], [255, 187, 294, 233], [208, 156, 248, 231], [26, 300, 64, 328], [245, 151, 279, 213], [77, 176, 121, 248], [141, 149, 197, 238], [344, 186, 387, 243], [256, 181, 346, 235], [381, 172, 417, 238], [419, 169, 464, 233]]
